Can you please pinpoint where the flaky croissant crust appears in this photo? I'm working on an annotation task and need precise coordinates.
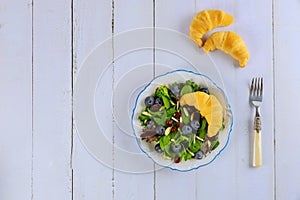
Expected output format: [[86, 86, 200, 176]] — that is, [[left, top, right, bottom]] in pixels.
[[190, 10, 234, 47], [203, 31, 250, 67]]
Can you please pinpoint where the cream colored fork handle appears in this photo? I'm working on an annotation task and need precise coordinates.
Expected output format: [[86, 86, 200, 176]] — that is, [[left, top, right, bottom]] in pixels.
[[252, 116, 262, 167]]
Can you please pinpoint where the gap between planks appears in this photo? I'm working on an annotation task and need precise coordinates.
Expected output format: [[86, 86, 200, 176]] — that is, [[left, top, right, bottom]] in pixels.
[[271, 0, 277, 199], [111, 0, 115, 199], [31, 0, 34, 199], [71, 0, 75, 199], [153, 0, 157, 199]]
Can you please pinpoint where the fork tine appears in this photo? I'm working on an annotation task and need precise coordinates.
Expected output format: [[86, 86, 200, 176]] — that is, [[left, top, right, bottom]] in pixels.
[[257, 78, 261, 96], [258, 77, 263, 96], [255, 77, 258, 96], [259, 77, 262, 96], [251, 78, 255, 96]]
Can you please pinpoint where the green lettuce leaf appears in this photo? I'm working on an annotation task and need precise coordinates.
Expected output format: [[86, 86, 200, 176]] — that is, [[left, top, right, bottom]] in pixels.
[[149, 109, 167, 126], [189, 139, 202, 153], [198, 119, 207, 139]]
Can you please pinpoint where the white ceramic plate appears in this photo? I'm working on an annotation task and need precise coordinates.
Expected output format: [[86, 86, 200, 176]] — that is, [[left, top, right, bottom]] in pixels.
[[132, 69, 233, 172]]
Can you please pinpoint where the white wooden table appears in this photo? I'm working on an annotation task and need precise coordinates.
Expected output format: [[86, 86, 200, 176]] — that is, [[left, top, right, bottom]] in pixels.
[[1, 0, 299, 199]]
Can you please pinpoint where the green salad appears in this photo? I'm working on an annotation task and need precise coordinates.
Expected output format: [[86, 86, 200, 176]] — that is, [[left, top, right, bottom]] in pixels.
[[139, 80, 223, 164]]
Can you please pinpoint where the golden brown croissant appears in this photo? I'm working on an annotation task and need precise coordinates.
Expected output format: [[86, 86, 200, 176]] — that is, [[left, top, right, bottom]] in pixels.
[[203, 31, 250, 67], [190, 10, 234, 47]]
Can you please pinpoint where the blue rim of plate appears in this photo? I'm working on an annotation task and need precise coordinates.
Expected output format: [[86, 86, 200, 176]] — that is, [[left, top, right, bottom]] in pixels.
[[131, 69, 234, 172]]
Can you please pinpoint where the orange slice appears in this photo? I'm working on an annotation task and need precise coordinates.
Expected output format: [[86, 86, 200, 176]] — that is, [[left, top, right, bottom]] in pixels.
[[179, 91, 223, 137]]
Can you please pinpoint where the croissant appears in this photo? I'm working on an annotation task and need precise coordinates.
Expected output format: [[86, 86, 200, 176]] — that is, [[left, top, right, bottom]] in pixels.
[[203, 31, 249, 67], [190, 10, 234, 47]]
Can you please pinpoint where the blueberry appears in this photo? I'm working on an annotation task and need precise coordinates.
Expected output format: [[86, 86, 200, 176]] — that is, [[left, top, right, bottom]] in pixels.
[[170, 144, 183, 153], [156, 125, 165, 136], [146, 120, 155, 128], [171, 85, 180, 96], [155, 143, 163, 153], [155, 98, 163, 106], [181, 125, 193, 135], [190, 120, 200, 131], [200, 88, 210, 94], [145, 96, 154, 107], [195, 150, 204, 159]]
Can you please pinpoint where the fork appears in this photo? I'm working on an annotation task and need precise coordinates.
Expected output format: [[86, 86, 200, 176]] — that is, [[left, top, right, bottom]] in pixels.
[[250, 77, 263, 167]]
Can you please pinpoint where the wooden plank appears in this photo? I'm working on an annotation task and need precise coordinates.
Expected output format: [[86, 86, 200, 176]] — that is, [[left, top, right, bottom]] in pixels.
[[274, 0, 300, 199], [195, 1, 274, 199], [72, 0, 113, 199], [113, 0, 155, 200], [32, 0, 72, 199], [0, 1, 32, 199], [154, 1, 197, 200], [154, 0, 275, 199]]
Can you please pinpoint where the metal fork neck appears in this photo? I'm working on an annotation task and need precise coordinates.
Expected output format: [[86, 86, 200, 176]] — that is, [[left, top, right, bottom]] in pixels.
[[255, 106, 261, 117]]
